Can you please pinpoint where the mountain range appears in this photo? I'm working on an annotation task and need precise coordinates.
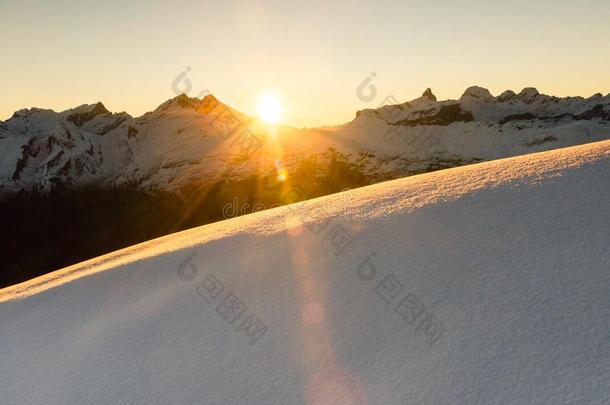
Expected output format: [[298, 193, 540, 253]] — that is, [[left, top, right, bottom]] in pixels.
[[2, 140, 609, 404], [2, 86, 610, 195], [1, 86, 609, 285]]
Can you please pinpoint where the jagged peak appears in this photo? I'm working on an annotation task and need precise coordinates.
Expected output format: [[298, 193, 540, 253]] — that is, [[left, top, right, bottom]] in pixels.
[[519, 87, 539, 95], [518, 87, 541, 103], [155, 93, 222, 113], [422, 88, 436, 101], [91, 101, 109, 115], [10, 107, 55, 119], [403, 88, 437, 106], [154, 94, 189, 112], [70, 102, 109, 114], [497, 90, 517, 103], [461, 86, 494, 101], [65, 102, 110, 126]]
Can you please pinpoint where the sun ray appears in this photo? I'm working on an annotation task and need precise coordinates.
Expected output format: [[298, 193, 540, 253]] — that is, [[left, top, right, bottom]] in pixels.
[[257, 93, 284, 124]]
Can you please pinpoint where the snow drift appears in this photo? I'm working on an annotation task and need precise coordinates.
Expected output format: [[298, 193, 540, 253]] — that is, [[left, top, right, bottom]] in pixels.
[[1, 140, 610, 404]]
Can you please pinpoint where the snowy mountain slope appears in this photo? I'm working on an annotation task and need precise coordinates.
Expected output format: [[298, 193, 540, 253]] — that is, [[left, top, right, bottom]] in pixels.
[[337, 87, 610, 175], [0, 94, 340, 193], [0, 102, 131, 192], [1, 140, 609, 404], [1, 87, 610, 194]]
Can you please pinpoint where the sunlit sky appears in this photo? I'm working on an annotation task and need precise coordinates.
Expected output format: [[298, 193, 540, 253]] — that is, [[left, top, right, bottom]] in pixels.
[[1, 0, 609, 127]]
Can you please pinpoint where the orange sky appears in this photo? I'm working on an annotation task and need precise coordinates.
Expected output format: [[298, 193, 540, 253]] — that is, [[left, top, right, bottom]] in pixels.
[[1, 0, 609, 127]]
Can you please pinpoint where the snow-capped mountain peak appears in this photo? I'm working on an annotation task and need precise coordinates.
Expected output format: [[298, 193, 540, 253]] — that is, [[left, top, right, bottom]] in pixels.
[[497, 90, 517, 103], [1, 86, 609, 196], [460, 86, 494, 102], [2, 140, 609, 404], [421, 87, 437, 102], [65, 102, 111, 126], [517, 87, 541, 104]]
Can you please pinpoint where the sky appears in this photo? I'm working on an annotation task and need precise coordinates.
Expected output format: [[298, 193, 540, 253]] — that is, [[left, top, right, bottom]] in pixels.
[[1, 0, 609, 127]]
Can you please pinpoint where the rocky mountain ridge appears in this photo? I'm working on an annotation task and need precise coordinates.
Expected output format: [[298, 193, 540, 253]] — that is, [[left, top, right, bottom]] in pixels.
[[1, 87, 609, 195], [1, 87, 610, 285]]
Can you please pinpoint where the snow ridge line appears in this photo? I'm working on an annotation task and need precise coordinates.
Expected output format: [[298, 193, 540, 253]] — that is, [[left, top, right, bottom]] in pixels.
[[1, 140, 609, 302]]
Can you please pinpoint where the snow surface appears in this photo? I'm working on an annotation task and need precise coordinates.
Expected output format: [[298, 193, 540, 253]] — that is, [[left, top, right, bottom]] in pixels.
[[1, 140, 610, 404]]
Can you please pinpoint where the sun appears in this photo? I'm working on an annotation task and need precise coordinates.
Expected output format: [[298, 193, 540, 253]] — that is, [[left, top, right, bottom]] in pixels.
[[257, 93, 284, 124]]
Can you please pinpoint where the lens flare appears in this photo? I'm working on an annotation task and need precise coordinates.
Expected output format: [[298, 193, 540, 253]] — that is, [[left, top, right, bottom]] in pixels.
[[257, 93, 284, 124]]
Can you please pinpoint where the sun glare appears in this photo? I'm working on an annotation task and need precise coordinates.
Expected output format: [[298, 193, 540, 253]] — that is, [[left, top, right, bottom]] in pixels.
[[257, 93, 284, 124]]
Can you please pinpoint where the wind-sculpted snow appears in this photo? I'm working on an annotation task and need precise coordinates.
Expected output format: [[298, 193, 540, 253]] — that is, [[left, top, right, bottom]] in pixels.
[[1, 140, 609, 404]]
